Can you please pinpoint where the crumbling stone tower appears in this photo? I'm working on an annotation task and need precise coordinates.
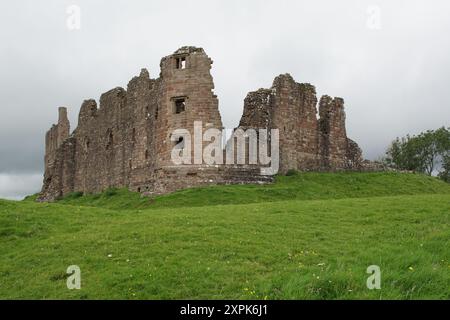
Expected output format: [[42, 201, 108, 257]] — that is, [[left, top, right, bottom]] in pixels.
[[319, 96, 350, 169], [44, 107, 70, 167], [238, 74, 363, 173], [39, 46, 365, 201], [156, 47, 223, 166]]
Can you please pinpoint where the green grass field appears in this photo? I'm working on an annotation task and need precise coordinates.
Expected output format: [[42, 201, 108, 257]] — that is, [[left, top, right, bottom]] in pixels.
[[0, 172, 449, 299]]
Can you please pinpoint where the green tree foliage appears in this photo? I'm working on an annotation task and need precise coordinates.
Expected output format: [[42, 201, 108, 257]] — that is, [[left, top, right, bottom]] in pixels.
[[385, 127, 450, 181], [438, 153, 450, 182]]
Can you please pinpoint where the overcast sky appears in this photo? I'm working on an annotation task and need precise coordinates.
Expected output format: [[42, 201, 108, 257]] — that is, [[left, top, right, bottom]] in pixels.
[[1, 0, 449, 200]]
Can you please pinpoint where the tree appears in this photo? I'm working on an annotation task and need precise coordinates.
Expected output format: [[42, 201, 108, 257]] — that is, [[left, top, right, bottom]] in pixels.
[[438, 154, 450, 183], [385, 127, 450, 181]]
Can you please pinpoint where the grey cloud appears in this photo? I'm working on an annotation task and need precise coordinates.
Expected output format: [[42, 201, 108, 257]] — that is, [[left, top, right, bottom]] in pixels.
[[0, 173, 42, 200]]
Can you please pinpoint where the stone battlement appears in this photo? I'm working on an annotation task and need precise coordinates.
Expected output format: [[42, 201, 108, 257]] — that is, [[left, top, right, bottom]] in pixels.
[[39, 47, 368, 201]]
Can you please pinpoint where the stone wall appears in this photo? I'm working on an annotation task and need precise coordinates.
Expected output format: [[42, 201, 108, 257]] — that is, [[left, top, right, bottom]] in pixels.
[[39, 46, 369, 201]]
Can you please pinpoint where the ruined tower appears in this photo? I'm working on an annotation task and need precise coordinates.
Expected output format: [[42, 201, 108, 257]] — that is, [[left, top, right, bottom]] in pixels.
[[156, 47, 223, 166], [238, 74, 363, 173]]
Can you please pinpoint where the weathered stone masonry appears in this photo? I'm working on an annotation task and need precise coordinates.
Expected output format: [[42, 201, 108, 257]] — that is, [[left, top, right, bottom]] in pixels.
[[238, 74, 364, 173], [39, 47, 367, 201]]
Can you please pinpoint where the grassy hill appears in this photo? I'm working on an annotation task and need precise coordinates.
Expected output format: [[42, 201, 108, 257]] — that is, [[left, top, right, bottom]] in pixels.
[[1, 172, 449, 299], [33, 171, 450, 210]]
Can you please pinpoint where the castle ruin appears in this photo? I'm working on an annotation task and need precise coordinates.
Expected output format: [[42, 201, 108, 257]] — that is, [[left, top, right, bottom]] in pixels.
[[39, 47, 367, 201]]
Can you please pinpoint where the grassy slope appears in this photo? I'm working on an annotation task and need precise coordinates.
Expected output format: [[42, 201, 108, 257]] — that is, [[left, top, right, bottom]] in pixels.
[[1, 172, 449, 299], [50, 172, 449, 210]]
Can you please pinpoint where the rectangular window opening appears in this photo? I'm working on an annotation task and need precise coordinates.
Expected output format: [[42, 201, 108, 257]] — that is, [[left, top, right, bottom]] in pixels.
[[176, 57, 186, 69], [175, 98, 186, 114]]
